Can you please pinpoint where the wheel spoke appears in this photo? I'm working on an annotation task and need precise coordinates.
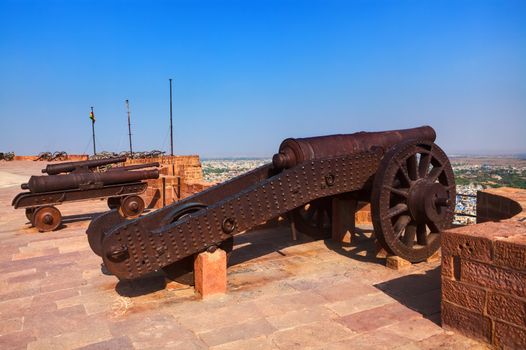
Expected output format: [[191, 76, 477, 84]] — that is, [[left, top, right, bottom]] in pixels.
[[394, 215, 411, 238], [384, 185, 409, 198], [427, 166, 444, 182], [407, 155, 418, 180], [386, 203, 408, 219], [402, 223, 416, 247], [396, 161, 412, 186], [418, 153, 432, 178], [416, 223, 428, 245]]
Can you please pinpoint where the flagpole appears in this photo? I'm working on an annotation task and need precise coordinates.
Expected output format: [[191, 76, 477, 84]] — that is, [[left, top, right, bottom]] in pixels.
[[169, 78, 174, 156], [91, 106, 97, 155], [125, 100, 133, 157]]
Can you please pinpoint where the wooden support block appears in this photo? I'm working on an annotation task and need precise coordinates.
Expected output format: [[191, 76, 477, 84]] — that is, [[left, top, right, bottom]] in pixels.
[[331, 197, 357, 243], [426, 249, 441, 263], [194, 249, 227, 298], [386, 255, 412, 270]]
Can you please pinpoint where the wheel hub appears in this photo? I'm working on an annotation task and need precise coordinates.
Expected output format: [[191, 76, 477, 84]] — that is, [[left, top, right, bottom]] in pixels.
[[408, 180, 449, 224]]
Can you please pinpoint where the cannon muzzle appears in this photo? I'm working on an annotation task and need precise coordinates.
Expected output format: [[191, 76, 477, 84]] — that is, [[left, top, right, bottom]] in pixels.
[[25, 169, 159, 193], [272, 125, 436, 169], [42, 156, 127, 175]]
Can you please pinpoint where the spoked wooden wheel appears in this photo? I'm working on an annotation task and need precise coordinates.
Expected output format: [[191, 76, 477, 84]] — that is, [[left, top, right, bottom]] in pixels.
[[161, 203, 234, 285], [292, 197, 333, 239], [371, 140, 456, 262], [32, 206, 62, 232], [118, 195, 145, 218]]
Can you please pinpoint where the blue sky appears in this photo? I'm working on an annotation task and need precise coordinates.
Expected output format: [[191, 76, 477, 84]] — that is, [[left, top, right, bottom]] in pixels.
[[0, 0, 525, 157]]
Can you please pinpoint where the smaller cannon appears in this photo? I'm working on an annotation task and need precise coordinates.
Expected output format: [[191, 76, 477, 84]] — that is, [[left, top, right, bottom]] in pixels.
[[12, 157, 159, 232], [42, 156, 127, 175]]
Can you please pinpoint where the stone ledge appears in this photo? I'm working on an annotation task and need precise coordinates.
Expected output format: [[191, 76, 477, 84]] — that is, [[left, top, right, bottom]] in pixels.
[[442, 187, 526, 349]]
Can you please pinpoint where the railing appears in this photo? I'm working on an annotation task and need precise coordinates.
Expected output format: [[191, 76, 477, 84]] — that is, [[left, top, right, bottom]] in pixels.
[[454, 193, 477, 225]]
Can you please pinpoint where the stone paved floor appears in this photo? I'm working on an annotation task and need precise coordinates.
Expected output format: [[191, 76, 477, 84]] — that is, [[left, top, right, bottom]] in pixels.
[[0, 161, 487, 349]]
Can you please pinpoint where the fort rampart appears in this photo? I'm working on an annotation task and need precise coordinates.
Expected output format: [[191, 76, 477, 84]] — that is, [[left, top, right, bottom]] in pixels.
[[441, 187, 526, 349]]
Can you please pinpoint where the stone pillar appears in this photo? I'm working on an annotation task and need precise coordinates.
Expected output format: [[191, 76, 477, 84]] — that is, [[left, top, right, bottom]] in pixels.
[[331, 197, 357, 243], [194, 249, 227, 298]]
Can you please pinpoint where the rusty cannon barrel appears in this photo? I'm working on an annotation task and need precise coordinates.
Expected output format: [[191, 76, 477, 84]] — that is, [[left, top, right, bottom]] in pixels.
[[107, 162, 160, 172], [42, 156, 127, 175], [272, 125, 436, 170], [22, 169, 159, 193]]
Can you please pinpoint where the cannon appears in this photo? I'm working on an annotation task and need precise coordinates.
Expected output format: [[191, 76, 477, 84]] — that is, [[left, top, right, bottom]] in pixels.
[[12, 157, 160, 232], [87, 126, 455, 281]]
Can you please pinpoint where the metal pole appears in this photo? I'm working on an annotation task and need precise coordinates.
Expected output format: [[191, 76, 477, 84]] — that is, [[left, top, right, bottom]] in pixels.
[[169, 78, 174, 156], [126, 99, 133, 156], [91, 106, 97, 155]]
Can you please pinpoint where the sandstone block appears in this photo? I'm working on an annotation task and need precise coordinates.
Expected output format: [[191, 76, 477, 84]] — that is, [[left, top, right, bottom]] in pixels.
[[441, 279, 486, 313], [460, 260, 526, 298], [441, 301, 492, 343], [194, 249, 227, 298], [441, 229, 493, 263], [487, 291, 526, 328], [494, 233, 526, 271], [494, 320, 526, 349], [441, 254, 455, 278]]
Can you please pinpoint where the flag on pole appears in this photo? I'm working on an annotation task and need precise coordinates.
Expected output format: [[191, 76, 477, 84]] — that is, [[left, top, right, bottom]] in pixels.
[[90, 110, 96, 122]]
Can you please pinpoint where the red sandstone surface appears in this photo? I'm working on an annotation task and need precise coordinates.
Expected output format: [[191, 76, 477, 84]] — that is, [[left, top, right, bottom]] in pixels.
[[442, 187, 526, 349], [0, 161, 485, 349]]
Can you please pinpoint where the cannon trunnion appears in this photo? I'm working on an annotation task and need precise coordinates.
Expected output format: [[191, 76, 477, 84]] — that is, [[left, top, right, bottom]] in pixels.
[[12, 157, 160, 232], [87, 126, 455, 281]]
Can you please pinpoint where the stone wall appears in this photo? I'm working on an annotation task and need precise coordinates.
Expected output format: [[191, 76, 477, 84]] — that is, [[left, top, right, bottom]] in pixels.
[[127, 155, 203, 183], [136, 155, 211, 209], [441, 187, 526, 349]]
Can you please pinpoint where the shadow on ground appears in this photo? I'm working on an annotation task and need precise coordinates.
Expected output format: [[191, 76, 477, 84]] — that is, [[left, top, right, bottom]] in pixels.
[[374, 266, 442, 325], [323, 226, 385, 264], [114, 220, 390, 297]]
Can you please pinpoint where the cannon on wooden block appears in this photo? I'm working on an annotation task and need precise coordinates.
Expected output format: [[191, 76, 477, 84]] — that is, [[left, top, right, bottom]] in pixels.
[[87, 126, 455, 281], [12, 157, 159, 232]]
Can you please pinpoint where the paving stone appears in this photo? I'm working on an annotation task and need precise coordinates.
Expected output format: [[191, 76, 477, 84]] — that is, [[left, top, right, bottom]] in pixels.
[[270, 320, 354, 349], [337, 302, 422, 332], [0, 330, 37, 350], [325, 292, 396, 317], [317, 328, 413, 350], [178, 301, 264, 333], [254, 291, 328, 317], [384, 317, 444, 342], [210, 335, 277, 350], [0, 317, 23, 336], [266, 305, 338, 330], [411, 332, 490, 350], [23, 304, 89, 338], [312, 279, 380, 302], [74, 336, 134, 350], [26, 322, 112, 350], [198, 318, 275, 347]]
